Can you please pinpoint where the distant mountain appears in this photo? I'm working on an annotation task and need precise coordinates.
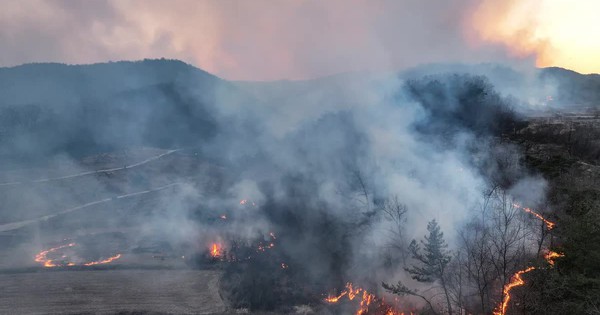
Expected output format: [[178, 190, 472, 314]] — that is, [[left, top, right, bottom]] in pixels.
[[538, 67, 600, 108], [0, 59, 252, 163], [237, 62, 600, 111], [1, 59, 598, 166]]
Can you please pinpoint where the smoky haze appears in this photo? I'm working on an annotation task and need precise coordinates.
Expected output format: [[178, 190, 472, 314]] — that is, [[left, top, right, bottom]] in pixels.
[[0, 59, 561, 312], [0, 0, 538, 80]]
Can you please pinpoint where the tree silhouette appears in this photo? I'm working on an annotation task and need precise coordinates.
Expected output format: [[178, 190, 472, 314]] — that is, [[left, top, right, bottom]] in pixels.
[[383, 219, 453, 314]]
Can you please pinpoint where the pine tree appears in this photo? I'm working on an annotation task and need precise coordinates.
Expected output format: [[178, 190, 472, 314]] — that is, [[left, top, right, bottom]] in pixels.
[[405, 219, 451, 282], [383, 219, 454, 315]]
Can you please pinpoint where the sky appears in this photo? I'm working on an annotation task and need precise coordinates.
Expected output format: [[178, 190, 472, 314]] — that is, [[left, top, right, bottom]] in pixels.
[[0, 0, 598, 80]]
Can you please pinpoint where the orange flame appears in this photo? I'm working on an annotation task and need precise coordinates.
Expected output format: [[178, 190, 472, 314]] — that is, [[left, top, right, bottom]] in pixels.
[[83, 254, 122, 266], [512, 203, 555, 230], [325, 282, 410, 315], [34, 243, 76, 267], [493, 205, 559, 315], [210, 243, 222, 258], [544, 250, 564, 266], [493, 267, 536, 315], [35, 242, 121, 267], [325, 290, 348, 303]]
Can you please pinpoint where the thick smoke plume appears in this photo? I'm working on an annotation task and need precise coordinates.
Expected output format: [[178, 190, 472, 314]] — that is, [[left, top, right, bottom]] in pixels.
[[0, 60, 549, 312]]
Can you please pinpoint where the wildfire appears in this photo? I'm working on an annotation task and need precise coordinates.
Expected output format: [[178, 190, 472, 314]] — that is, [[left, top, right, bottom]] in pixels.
[[325, 282, 411, 315], [325, 290, 348, 303], [210, 243, 222, 258], [35, 242, 121, 267], [512, 203, 555, 230], [493, 266, 536, 315], [493, 205, 561, 315], [544, 250, 564, 266], [83, 254, 122, 266], [34, 243, 76, 267]]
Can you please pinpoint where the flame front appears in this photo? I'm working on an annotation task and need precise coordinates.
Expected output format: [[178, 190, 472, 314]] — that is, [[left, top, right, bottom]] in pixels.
[[83, 254, 122, 266], [35, 242, 121, 267], [34, 243, 76, 267], [493, 266, 536, 315], [325, 282, 411, 315], [512, 203, 555, 230], [493, 205, 561, 315]]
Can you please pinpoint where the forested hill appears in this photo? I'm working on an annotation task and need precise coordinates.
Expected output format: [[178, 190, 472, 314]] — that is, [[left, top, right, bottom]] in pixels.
[[1, 59, 598, 164], [538, 67, 600, 107], [0, 60, 250, 162]]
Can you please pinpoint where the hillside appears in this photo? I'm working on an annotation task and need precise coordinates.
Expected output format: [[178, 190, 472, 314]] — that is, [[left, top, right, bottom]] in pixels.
[[0, 60, 252, 163], [0, 60, 599, 314]]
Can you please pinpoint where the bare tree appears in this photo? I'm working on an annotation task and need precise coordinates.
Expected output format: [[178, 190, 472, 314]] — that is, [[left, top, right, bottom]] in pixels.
[[458, 218, 496, 314], [486, 188, 532, 311], [382, 196, 409, 266]]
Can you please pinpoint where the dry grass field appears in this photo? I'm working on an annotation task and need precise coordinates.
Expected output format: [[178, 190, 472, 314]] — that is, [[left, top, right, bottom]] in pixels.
[[0, 269, 226, 315]]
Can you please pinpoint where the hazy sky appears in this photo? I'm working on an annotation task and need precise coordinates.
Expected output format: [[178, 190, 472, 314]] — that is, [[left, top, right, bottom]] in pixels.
[[1, 0, 598, 80]]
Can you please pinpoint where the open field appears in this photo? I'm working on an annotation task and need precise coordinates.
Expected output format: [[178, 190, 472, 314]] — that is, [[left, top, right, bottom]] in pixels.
[[0, 269, 226, 315]]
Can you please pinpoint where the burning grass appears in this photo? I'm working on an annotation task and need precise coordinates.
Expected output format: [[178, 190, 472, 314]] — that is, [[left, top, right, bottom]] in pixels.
[[33, 233, 127, 269], [325, 282, 414, 315]]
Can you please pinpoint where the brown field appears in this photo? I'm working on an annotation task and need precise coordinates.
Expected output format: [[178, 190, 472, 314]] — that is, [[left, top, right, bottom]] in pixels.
[[0, 269, 226, 315]]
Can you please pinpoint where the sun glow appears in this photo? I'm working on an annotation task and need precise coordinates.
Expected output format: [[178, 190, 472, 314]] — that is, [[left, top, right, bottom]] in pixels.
[[469, 0, 600, 74]]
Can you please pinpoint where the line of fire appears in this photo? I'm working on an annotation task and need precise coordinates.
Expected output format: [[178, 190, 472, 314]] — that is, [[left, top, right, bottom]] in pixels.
[[33, 197, 562, 314]]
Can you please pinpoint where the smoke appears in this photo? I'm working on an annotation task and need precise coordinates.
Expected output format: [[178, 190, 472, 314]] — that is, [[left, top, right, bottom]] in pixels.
[[0, 0, 545, 80], [0, 60, 549, 310]]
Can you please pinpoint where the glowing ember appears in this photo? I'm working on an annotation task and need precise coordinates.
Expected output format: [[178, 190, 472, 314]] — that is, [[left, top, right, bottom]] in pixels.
[[257, 242, 275, 252], [544, 250, 564, 266], [34, 242, 121, 267], [210, 243, 222, 258]]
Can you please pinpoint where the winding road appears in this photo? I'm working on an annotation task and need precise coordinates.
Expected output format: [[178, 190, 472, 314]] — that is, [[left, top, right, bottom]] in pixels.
[[0, 182, 179, 233], [0, 149, 178, 187]]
